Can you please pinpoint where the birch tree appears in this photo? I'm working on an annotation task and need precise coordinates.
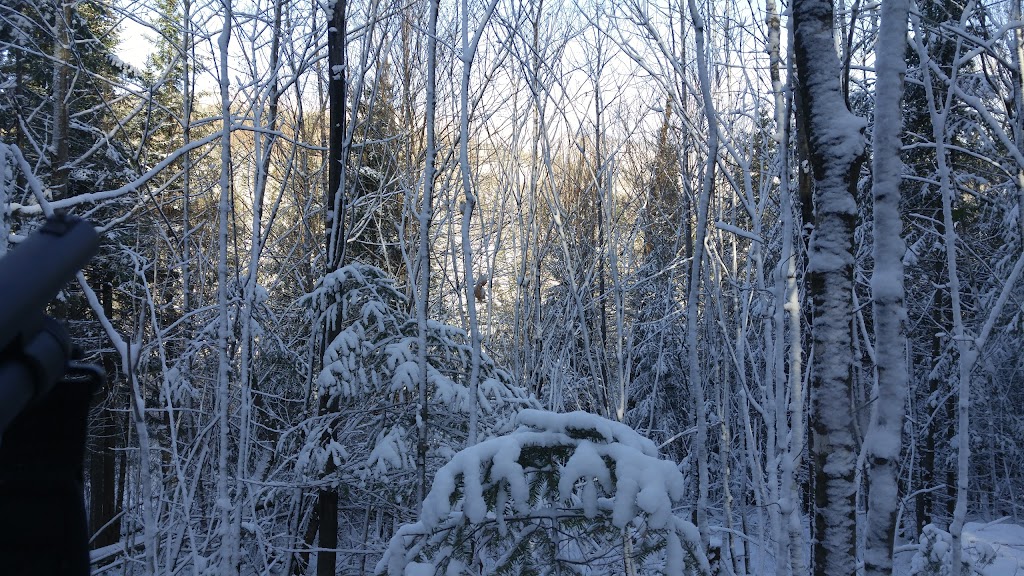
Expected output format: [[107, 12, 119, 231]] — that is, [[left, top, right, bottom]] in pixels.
[[791, 0, 867, 573], [864, 0, 909, 574]]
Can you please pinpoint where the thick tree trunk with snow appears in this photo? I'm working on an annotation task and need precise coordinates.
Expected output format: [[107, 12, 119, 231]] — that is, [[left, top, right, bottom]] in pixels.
[[791, 0, 867, 573], [864, 1, 909, 574]]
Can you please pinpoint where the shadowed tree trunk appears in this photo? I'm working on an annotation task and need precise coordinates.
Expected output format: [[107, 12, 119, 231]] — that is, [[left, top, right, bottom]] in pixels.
[[791, 0, 867, 573], [317, 0, 347, 572]]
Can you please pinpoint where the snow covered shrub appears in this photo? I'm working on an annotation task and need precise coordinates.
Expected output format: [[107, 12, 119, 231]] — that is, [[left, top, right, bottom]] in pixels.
[[909, 524, 994, 576], [377, 409, 711, 576], [298, 262, 534, 502]]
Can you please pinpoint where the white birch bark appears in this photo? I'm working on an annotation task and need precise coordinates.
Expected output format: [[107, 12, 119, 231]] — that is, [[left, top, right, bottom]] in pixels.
[[783, 23, 809, 576], [766, 3, 791, 574], [864, 0, 910, 573]]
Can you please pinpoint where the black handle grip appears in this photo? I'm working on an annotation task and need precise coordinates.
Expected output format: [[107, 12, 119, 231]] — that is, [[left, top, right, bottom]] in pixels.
[[0, 214, 100, 352]]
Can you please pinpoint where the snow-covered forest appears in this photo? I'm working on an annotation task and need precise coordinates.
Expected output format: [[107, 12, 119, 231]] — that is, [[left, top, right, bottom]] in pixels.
[[2, 0, 1024, 572]]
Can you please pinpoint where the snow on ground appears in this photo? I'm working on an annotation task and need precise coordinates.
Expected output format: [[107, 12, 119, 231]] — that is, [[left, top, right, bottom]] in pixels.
[[894, 519, 1024, 575], [962, 520, 1024, 575]]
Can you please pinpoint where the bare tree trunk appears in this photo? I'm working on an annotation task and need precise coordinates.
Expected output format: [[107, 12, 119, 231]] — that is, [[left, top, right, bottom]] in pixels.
[[524, 0, 544, 402], [458, 0, 500, 446], [791, 0, 867, 573], [0, 145, 8, 256], [90, 274, 122, 550], [50, 0, 71, 199], [1011, 0, 1024, 268], [767, 4, 789, 574], [768, 0, 808, 571], [864, 0, 910, 574], [215, 1, 236, 570], [685, 0, 718, 550], [181, 0, 194, 322], [318, 0, 347, 570], [416, 0, 439, 511]]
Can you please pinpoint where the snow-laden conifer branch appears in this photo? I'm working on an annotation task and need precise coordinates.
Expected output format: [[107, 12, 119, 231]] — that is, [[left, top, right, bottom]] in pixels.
[[378, 410, 711, 575]]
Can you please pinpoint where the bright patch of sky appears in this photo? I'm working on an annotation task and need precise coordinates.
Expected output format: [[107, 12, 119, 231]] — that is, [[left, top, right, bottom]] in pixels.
[[114, 1, 156, 70]]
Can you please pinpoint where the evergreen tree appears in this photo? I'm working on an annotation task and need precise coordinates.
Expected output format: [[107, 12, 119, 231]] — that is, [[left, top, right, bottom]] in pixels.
[[625, 99, 689, 463], [346, 61, 406, 280], [0, 0, 134, 197], [300, 262, 535, 569], [1, 0, 136, 554]]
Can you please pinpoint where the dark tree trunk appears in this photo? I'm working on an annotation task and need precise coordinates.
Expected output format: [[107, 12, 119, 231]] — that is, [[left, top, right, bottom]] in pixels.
[[317, 0, 347, 572], [89, 274, 121, 550], [51, 0, 72, 200], [791, 0, 868, 573]]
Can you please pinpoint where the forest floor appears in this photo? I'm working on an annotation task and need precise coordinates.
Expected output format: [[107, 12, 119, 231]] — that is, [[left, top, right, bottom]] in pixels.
[[961, 520, 1024, 575], [891, 519, 1024, 575]]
